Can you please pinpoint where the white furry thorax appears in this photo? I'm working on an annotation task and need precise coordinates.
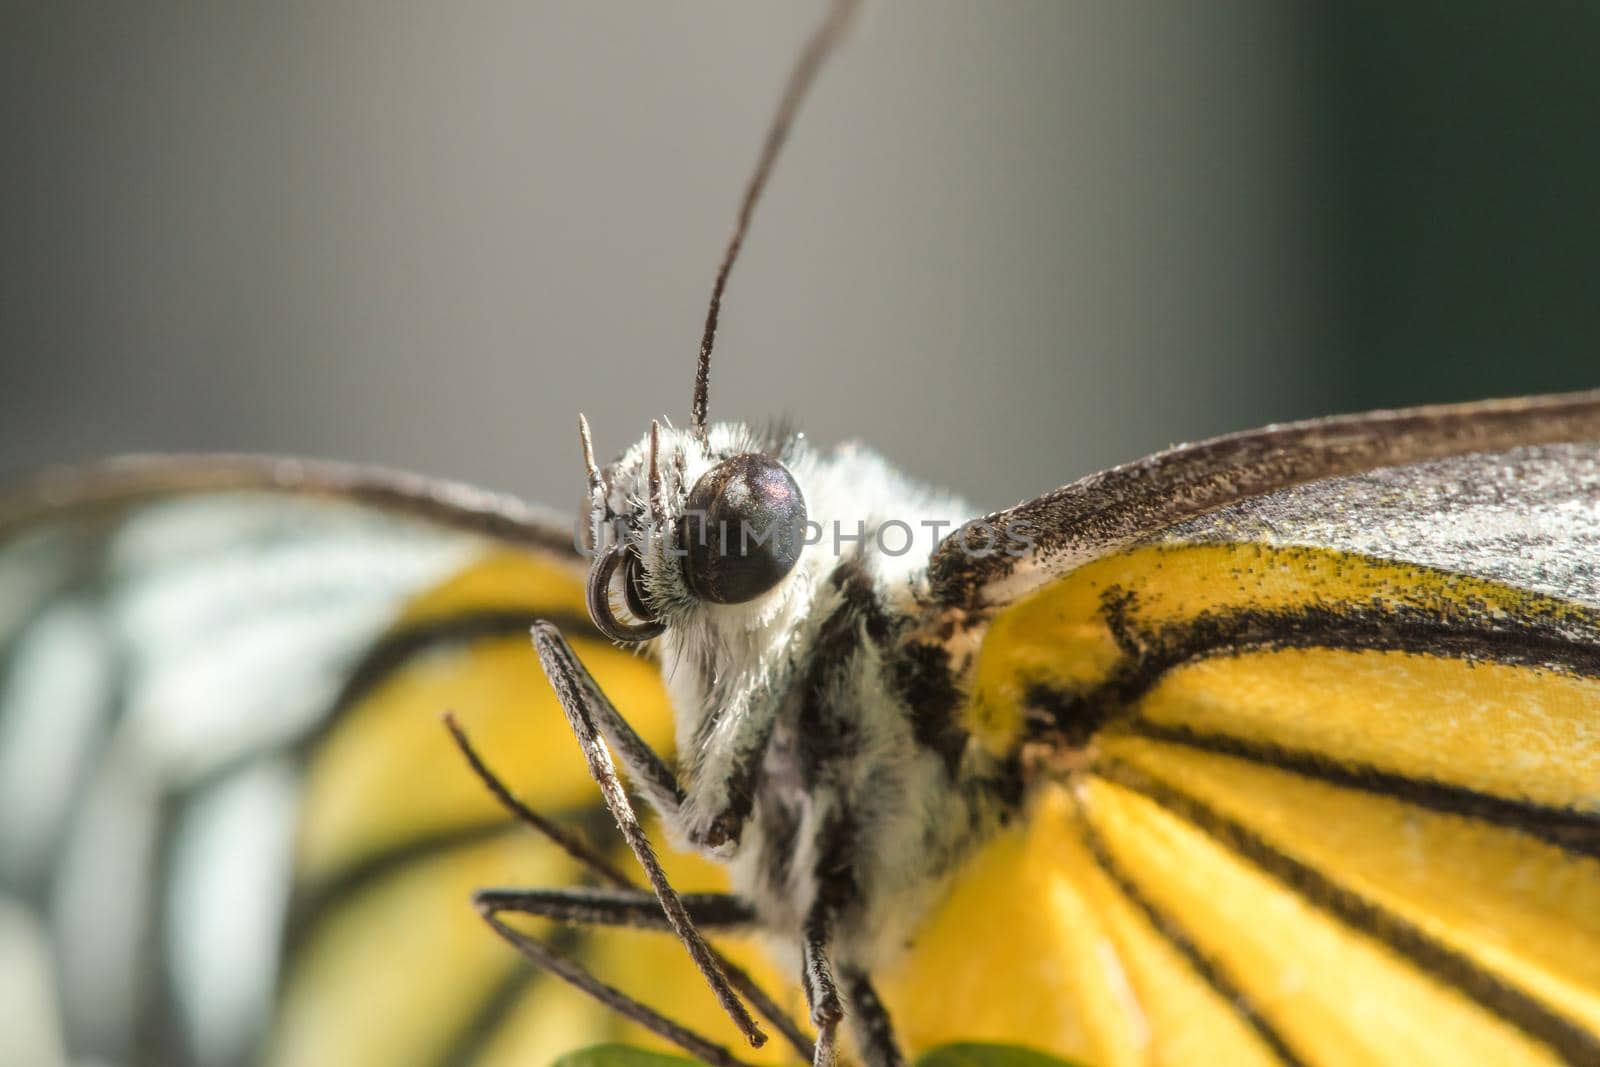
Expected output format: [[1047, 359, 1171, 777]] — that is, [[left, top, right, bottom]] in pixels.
[[596, 420, 968, 755], [590, 419, 989, 967]]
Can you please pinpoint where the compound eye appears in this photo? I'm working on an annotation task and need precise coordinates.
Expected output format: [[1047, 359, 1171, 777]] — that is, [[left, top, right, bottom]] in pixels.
[[681, 453, 806, 604]]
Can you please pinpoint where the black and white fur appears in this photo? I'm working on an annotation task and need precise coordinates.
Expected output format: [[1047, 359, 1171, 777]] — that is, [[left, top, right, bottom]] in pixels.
[[582, 419, 1017, 1065]]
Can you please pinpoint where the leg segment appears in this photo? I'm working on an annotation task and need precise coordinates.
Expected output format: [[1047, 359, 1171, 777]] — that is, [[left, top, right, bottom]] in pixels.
[[800, 802, 863, 1067], [448, 702, 817, 1062], [534, 621, 685, 819], [477, 896, 754, 1067], [803, 910, 845, 1067], [531, 621, 764, 1048], [444, 713, 633, 888], [475, 886, 757, 930], [843, 970, 906, 1067]]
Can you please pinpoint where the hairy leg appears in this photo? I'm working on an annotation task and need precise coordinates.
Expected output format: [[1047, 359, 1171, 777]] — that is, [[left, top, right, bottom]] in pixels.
[[448, 701, 815, 1062], [843, 970, 906, 1067]]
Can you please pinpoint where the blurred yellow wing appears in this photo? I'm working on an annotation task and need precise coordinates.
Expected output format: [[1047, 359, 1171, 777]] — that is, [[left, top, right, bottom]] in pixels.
[[272, 548, 795, 1067], [886, 412, 1600, 1067], [0, 457, 791, 1067]]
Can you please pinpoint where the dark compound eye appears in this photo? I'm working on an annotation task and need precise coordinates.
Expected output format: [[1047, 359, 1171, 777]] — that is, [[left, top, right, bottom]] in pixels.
[[681, 453, 806, 604]]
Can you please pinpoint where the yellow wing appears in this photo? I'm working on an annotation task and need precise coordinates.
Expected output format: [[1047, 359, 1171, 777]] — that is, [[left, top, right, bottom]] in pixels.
[[0, 457, 792, 1067], [883, 434, 1600, 1067], [11, 403, 1600, 1067], [272, 548, 796, 1067]]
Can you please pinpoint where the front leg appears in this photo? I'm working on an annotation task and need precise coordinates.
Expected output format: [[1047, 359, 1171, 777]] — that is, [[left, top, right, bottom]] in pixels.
[[531, 621, 766, 1049], [531, 621, 767, 854], [532, 622, 686, 821], [677, 661, 795, 855], [449, 708, 817, 1063], [533, 620, 787, 863]]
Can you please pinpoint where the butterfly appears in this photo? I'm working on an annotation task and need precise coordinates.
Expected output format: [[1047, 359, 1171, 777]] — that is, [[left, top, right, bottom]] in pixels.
[[3, 3, 1599, 1067]]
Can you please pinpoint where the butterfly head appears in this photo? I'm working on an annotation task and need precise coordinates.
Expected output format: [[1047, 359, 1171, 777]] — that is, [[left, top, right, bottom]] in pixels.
[[578, 416, 813, 645]]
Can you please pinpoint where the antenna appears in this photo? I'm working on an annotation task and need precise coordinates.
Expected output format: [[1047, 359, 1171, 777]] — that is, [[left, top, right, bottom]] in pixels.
[[690, 0, 861, 437]]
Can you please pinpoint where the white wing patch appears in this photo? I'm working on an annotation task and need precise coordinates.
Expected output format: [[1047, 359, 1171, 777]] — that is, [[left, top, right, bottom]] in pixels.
[[0, 493, 480, 1065], [168, 758, 300, 1067], [109, 497, 474, 783], [0, 603, 115, 888]]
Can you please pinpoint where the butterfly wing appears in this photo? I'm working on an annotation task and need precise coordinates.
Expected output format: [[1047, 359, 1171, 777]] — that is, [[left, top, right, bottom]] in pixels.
[[927, 390, 1600, 612], [0, 456, 785, 1067], [884, 392, 1600, 1066]]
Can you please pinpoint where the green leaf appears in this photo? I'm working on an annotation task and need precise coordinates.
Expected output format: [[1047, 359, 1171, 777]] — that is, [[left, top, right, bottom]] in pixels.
[[915, 1042, 1088, 1067], [551, 1043, 702, 1067]]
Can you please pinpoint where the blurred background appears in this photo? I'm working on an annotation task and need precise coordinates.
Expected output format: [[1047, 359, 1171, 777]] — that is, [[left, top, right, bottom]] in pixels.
[[3, 0, 1596, 514]]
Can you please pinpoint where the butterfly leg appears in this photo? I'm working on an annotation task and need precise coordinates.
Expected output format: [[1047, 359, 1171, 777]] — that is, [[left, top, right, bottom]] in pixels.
[[802, 910, 844, 1067], [800, 806, 859, 1067], [474, 888, 759, 1067], [535, 621, 687, 821], [797, 805, 906, 1067], [449, 713, 817, 1063], [801, 922, 908, 1067], [475, 885, 756, 930], [841, 969, 906, 1067], [531, 620, 766, 1047]]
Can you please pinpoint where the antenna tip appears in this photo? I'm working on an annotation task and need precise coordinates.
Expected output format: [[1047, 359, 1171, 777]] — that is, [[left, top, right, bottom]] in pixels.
[[577, 413, 603, 487]]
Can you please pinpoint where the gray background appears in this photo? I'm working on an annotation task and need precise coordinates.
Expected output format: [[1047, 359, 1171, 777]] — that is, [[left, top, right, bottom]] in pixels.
[[3, 1, 1596, 515]]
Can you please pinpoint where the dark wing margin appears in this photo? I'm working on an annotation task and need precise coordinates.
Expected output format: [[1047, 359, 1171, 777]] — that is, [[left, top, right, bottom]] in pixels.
[[928, 389, 1600, 611], [1, 452, 580, 555]]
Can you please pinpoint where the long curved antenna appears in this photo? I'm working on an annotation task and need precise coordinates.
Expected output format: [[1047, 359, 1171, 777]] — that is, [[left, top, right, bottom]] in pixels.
[[690, 0, 861, 436]]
